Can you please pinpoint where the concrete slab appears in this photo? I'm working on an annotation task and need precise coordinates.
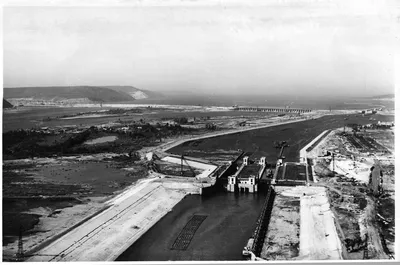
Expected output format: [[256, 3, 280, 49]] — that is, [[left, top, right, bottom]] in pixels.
[[27, 181, 189, 261], [299, 187, 343, 260]]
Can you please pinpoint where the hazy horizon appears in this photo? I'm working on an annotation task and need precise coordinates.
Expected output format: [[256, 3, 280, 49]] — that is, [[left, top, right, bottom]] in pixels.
[[3, 0, 397, 97]]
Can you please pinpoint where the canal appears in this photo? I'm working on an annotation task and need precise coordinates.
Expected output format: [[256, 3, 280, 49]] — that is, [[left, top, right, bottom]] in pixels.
[[117, 192, 266, 261], [117, 113, 395, 261]]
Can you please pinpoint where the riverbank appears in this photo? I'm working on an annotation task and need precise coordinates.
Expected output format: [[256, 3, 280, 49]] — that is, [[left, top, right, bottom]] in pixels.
[[27, 176, 199, 261]]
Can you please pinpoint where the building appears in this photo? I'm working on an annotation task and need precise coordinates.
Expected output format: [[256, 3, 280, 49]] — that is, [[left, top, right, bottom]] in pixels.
[[227, 156, 267, 193], [377, 121, 394, 128], [361, 109, 377, 116]]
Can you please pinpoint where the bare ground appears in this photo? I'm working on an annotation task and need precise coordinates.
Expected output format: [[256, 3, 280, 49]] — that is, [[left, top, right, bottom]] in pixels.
[[2, 154, 148, 260], [310, 128, 394, 260], [260, 188, 300, 260]]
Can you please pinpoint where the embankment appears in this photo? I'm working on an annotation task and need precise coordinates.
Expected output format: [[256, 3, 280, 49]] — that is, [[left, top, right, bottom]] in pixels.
[[27, 177, 198, 262]]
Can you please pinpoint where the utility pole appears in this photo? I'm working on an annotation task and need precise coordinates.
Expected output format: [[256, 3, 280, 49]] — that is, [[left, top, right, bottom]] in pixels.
[[181, 152, 184, 176]]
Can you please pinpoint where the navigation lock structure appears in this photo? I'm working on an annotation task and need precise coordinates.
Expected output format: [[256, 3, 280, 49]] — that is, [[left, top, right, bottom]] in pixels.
[[2, 0, 396, 263], [3, 103, 395, 262]]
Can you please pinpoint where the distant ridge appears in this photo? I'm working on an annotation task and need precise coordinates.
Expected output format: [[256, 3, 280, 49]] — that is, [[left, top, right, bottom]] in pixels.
[[3, 99, 13, 108], [102, 86, 164, 99], [3, 86, 162, 105], [373, 93, 394, 99]]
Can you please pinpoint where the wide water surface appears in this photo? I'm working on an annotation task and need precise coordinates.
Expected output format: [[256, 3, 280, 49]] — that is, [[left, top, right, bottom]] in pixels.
[[117, 192, 266, 261]]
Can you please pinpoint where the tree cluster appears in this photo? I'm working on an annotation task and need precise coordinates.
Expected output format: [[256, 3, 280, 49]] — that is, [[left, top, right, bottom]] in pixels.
[[205, 123, 217, 130]]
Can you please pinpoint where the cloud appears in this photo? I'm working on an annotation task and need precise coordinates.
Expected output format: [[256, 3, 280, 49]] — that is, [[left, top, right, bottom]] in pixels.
[[3, 1, 395, 96]]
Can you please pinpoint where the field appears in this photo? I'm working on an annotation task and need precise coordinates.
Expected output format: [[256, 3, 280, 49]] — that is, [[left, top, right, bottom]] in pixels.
[[3, 107, 102, 132], [3, 106, 279, 132], [2, 156, 148, 251]]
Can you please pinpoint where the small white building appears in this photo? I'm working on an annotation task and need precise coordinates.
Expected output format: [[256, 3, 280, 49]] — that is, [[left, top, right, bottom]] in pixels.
[[377, 121, 394, 127]]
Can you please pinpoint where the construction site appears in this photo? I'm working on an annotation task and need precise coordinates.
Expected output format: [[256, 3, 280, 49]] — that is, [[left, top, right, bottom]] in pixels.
[[3, 0, 397, 261], [2, 109, 395, 262]]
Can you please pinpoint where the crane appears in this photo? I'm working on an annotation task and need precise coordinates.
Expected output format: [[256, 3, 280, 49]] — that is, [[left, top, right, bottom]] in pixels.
[[274, 141, 289, 166], [181, 152, 196, 177], [274, 141, 289, 159]]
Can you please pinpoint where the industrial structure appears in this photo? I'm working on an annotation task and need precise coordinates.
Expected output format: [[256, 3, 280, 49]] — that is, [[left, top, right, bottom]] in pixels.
[[227, 156, 268, 193], [233, 106, 312, 113]]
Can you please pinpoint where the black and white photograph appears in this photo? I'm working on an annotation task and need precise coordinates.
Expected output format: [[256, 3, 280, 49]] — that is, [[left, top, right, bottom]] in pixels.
[[1, 0, 398, 262]]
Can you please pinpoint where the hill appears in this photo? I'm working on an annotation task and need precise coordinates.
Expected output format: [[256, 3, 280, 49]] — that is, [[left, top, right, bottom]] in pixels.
[[373, 93, 394, 99], [4, 86, 133, 102], [3, 99, 13, 108], [3, 86, 162, 105], [101, 86, 164, 99]]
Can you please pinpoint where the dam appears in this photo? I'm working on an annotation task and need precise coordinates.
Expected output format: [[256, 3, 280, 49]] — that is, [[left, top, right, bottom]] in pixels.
[[233, 106, 312, 113]]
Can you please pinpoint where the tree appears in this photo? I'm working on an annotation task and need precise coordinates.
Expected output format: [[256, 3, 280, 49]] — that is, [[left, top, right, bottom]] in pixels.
[[173, 117, 188, 124], [205, 123, 216, 130]]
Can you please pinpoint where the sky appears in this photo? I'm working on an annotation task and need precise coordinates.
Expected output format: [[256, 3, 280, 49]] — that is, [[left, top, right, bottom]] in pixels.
[[3, 0, 398, 97]]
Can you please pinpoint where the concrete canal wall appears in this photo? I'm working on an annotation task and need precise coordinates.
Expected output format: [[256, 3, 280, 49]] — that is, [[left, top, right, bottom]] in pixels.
[[299, 129, 332, 164]]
